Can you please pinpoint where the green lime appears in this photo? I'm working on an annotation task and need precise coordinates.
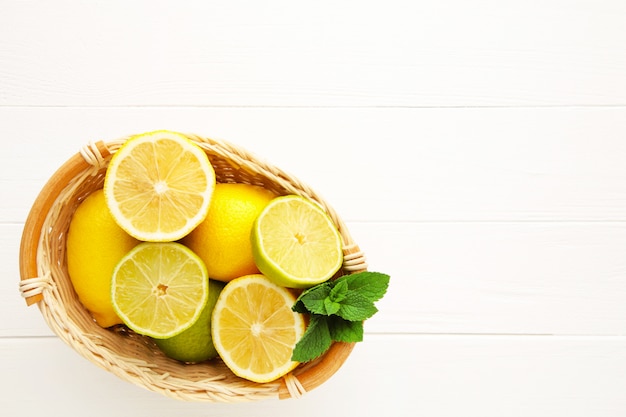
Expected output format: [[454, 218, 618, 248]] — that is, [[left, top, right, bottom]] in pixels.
[[154, 279, 225, 363], [251, 195, 343, 289]]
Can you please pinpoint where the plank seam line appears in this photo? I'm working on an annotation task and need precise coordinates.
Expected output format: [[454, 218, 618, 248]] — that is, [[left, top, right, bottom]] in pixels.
[[1, 104, 626, 110]]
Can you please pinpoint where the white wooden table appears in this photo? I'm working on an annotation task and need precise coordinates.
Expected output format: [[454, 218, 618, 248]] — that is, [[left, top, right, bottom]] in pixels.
[[3, 1, 626, 415]]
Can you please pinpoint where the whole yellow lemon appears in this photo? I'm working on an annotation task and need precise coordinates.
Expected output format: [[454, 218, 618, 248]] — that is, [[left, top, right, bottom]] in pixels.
[[182, 183, 276, 282], [67, 189, 140, 327]]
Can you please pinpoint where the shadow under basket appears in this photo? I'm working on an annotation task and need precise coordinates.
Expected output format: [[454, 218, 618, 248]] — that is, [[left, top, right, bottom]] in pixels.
[[18, 133, 368, 402]]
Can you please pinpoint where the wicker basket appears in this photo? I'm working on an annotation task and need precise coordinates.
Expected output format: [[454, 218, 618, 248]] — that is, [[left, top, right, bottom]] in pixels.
[[18, 133, 368, 402]]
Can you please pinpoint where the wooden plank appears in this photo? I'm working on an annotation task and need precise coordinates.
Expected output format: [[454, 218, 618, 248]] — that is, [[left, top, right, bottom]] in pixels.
[[7, 220, 626, 337], [357, 221, 626, 335], [2, 335, 626, 417], [3, 107, 626, 223], [1, 0, 625, 107]]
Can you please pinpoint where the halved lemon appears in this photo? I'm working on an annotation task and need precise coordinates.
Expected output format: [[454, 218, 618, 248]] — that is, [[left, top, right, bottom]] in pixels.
[[104, 130, 215, 242], [251, 195, 343, 289], [111, 242, 209, 339], [211, 274, 306, 383]]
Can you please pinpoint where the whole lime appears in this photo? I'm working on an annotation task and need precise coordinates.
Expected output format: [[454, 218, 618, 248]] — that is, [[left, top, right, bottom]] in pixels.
[[154, 279, 225, 363]]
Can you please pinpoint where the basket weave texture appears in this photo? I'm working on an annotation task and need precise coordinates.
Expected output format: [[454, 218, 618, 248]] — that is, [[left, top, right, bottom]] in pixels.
[[18, 134, 367, 402]]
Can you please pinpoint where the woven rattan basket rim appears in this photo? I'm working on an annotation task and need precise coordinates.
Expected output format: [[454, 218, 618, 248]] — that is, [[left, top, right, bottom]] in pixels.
[[18, 133, 367, 402]]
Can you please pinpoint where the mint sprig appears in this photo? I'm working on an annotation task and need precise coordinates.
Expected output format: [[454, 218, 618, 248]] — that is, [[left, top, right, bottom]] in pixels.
[[291, 271, 390, 362]]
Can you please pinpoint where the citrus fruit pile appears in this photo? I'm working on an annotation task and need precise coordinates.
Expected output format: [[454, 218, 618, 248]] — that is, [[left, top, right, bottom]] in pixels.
[[66, 130, 345, 383]]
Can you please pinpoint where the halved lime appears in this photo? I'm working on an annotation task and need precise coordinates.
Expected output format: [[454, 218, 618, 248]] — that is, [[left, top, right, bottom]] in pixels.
[[251, 195, 343, 289], [111, 242, 208, 339]]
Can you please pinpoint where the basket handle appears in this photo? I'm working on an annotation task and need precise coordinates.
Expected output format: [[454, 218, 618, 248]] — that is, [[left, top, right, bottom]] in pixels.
[[278, 341, 355, 399], [19, 141, 112, 306]]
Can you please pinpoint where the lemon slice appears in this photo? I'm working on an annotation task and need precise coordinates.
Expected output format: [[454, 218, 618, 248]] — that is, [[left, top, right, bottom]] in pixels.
[[211, 274, 306, 383], [111, 242, 209, 339], [104, 130, 215, 242], [251, 195, 343, 289]]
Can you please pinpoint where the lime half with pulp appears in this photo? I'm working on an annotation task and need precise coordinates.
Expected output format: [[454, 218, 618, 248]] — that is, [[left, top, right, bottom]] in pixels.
[[251, 195, 343, 289], [112, 242, 208, 338]]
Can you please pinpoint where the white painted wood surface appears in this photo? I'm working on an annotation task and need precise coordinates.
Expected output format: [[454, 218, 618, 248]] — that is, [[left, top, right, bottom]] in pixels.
[[2, 1, 626, 416]]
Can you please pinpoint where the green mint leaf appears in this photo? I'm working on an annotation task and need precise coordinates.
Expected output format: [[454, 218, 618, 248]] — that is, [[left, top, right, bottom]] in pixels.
[[291, 271, 391, 362], [292, 300, 309, 314], [293, 283, 331, 315], [341, 272, 390, 302], [329, 279, 349, 303], [328, 316, 364, 343], [291, 315, 332, 362], [324, 298, 341, 315], [336, 291, 378, 321]]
